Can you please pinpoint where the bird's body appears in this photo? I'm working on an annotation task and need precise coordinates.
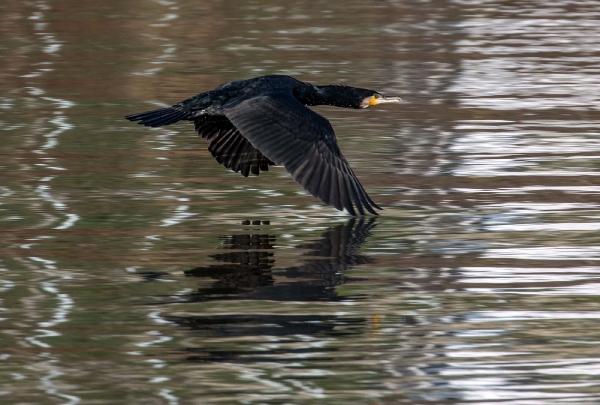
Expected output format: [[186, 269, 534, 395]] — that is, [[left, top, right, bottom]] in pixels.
[[125, 75, 401, 216]]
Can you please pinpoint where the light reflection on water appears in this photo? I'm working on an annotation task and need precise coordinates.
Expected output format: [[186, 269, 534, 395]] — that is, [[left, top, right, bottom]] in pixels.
[[2, 0, 600, 403]]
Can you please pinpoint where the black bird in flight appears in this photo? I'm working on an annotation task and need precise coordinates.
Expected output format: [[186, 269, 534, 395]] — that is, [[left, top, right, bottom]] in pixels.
[[125, 75, 401, 216]]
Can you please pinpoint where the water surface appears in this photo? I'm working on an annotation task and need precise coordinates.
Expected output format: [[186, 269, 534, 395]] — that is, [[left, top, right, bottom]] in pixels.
[[2, 0, 600, 403]]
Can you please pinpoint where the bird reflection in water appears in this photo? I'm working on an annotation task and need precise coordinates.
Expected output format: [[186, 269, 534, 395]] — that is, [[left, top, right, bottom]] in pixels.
[[184, 217, 375, 301], [168, 218, 376, 362], [183, 220, 276, 299]]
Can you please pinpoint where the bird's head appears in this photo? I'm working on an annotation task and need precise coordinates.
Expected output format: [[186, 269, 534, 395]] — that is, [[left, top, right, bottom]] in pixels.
[[308, 84, 402, 109], [359, 91, 403, 109]]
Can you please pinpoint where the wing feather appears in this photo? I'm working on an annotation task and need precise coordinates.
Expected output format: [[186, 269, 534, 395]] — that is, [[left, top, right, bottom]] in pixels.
[[193, 116, 274, 177], [223, 90, 380, 215]]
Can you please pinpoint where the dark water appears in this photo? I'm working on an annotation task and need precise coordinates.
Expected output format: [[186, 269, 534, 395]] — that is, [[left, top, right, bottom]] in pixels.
[[2, 0, 600, 403]]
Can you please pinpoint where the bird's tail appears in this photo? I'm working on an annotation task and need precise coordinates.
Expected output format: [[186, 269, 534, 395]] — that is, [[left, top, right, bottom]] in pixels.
[[125, 107, 189, 127]]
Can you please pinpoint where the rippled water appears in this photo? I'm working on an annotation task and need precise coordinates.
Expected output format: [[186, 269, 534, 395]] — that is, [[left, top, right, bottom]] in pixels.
[[2, 0, 600, 403]]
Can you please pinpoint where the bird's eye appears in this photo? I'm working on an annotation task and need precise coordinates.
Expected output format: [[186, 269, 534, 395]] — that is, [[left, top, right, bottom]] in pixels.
[[374, 94, 381, 99]]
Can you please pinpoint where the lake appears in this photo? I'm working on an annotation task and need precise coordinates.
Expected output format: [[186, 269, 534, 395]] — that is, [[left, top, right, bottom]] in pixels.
[[2, 0, 600, 403]]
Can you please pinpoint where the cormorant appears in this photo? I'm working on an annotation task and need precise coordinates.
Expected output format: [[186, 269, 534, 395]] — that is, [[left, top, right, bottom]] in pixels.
[[125, 75, 401, 216]]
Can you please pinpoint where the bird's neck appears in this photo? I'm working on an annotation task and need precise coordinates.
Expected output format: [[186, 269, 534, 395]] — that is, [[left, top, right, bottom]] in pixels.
[[295, 84, 355, 108]]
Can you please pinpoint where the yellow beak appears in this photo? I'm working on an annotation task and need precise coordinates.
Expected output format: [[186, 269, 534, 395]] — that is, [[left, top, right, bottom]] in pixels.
[[369, 95, 402, 106]]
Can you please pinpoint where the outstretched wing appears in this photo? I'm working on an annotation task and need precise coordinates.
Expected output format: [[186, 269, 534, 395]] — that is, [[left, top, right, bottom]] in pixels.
[[193, 116, 274, 177], [223, 90, 381, 216]]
